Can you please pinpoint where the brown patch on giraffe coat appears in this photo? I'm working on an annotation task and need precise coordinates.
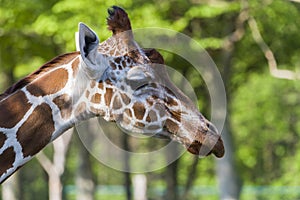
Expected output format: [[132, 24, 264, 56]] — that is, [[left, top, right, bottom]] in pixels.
[[2, 52, 79, 96], [0, 132, 6, 148], [71, 57, 80, 78], [146, 110, 158, 123], [146, 98, 154, 106], [121, 60, 126, 67], [98, 82, 104, 89], [170, 110, 182, 122], [109, 49, 116, 56], [114, 57, 122, 64], [0, 91, 31, 128], [135, 122, 145, 128], [53, 94, 72, 120], [124, 108, 132, 117], [104, 88, 113, 106], [165, 119, 179, 134], [165, 96, 178, 107], [26, 68, 68, 97], [0, 147, 15, 176], [132, 102, 146, 120], [154, 104, 165, 117], [17, 103, 54, 157], [90, 106, 105, 116], [112, 95, 122, 110], [75, 102, 86, 117], [90, 81, 96, 88], [109, 61, 117, 70], [117, 65, 123, 70], [120, 93, 131, 105], [91, 93, 101, 104]]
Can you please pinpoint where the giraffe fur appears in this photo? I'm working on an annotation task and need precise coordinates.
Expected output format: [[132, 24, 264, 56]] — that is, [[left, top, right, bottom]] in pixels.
[[0, 6, 224, 183]]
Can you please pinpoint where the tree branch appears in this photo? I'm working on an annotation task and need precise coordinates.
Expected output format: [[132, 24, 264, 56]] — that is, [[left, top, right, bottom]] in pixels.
[[289, 0, 300, 3], [53, 129, 73, 175], [223, 0, 249, 50], [248, 16, 300, 80], [36, 151, 54, 175], [36, 129, 73, 176]]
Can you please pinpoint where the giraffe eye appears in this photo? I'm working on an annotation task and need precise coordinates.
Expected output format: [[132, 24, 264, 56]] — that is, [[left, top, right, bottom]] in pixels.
[[126, 66, 153, 91], [127, 80, 150, 92], [126, 66, 152, 82]]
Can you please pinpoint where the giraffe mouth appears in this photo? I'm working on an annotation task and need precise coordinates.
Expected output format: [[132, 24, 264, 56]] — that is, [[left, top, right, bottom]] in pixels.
[[185, 122, 225, 158], [186, 137, 224, 158]]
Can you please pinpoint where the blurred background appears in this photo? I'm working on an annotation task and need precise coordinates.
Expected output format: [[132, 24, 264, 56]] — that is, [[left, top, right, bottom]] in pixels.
[[1, 0, 300, 199]]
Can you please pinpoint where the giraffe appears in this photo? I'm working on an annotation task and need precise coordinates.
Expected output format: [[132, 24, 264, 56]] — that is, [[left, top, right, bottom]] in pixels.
[[0, 6, 224, 183]]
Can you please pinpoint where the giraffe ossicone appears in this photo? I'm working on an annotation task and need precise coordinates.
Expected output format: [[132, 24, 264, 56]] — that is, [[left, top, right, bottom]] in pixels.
[[0, 6, 224, 184]]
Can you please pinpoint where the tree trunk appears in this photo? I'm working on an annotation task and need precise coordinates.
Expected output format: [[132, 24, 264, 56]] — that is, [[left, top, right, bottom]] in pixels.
[[215, 7, 247, 198], [1, 173, 20, 200], [122, 133, 132, 200], [217, 35, 242, 200], [132, 174, 147, 200], [75, 122, 95, 200], [165, 144, 179, 200], [36, 129, 72, 200], [216, 119, 241, 199], [48, 173, 63, 200], [182, 155, 199, 199]]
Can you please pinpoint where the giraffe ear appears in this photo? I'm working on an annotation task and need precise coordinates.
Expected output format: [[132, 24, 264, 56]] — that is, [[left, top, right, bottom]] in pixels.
[[78, 23, 108, 79], [78, 23, 99, 63]]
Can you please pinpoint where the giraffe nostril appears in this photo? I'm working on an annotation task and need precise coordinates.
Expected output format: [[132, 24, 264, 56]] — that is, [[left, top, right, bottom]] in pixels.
[[206, 121, 219, 135]]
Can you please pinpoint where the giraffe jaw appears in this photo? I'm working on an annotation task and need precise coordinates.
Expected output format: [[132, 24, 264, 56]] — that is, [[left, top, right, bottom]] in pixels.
[[186, 123, 225, 158]]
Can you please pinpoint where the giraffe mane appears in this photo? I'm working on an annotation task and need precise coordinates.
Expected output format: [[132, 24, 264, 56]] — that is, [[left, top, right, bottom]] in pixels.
[[0, 52, 80, 100]]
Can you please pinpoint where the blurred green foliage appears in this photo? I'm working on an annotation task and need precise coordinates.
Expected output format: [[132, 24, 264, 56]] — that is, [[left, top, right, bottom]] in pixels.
[[1, 0, 300, 199]]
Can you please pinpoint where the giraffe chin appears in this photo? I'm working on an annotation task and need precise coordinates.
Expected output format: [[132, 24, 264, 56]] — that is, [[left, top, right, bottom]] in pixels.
[[186, 138, 225, 158]]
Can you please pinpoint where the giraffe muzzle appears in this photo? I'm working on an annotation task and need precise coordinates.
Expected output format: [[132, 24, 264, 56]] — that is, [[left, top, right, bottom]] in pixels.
[[183, 119, 225, 158], [187, 137, 224, 158]]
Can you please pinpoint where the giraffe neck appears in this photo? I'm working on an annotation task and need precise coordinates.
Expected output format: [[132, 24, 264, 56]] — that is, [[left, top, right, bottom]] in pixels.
[[0, 52, 93, 183]]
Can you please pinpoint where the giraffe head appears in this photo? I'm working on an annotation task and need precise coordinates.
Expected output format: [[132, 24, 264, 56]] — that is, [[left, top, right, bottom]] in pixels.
[[76, 6, 224, 158]]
